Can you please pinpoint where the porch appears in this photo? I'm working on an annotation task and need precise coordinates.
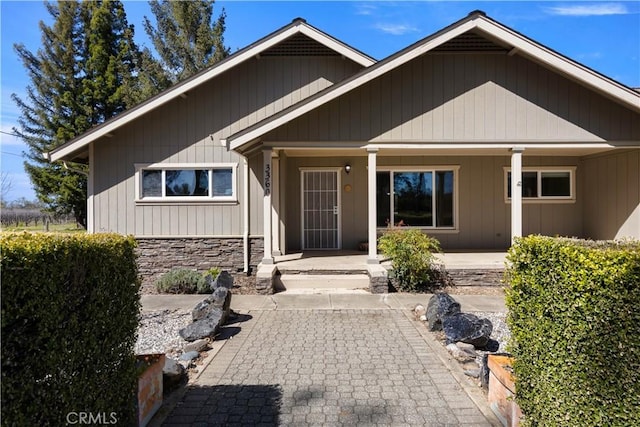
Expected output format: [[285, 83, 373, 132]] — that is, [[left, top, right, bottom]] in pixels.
[[256, 250, 507, 294]]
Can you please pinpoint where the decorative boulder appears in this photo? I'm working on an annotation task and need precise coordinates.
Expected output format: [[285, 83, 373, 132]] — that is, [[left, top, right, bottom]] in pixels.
[[179, 308, 223, 342], [442, 312, 493, 348], [426, 293, 461, 331], [192, 271, 233, 323]]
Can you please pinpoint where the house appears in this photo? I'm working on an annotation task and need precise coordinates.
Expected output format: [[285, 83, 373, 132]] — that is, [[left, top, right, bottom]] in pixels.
[[48, 11, 640, 293]]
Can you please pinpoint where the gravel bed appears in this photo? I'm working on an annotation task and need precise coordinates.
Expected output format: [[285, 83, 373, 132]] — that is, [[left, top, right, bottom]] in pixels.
[[471, 311, 511, 353], [135, 309, 191, 355]]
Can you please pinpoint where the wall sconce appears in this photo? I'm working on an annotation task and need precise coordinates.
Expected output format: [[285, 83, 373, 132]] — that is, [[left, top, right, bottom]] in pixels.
[[344, 164, 351, 174]]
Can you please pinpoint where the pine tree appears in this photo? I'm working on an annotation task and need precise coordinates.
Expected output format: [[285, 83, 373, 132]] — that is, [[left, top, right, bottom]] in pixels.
[[12, 0, 141, 227], [144, 0, 230, 86]]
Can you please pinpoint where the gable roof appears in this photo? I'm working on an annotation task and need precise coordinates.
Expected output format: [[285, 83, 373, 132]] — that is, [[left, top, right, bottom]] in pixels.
[[47, 18, 375, 162], [227, 11, 640, 152]]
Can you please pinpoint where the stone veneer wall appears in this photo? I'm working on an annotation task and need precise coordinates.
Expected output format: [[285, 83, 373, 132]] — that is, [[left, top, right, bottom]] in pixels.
[[136, 237, 264, 286]]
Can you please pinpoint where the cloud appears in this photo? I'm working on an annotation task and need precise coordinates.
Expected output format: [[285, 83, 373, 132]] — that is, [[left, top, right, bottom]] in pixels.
[[373, 22, 419, 36], [355, 3, 377, 16], [546, 3, 630, 16]]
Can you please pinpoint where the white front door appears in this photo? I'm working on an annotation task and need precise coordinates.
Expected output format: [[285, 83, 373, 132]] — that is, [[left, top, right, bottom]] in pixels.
[[301, 170, 341, 250]]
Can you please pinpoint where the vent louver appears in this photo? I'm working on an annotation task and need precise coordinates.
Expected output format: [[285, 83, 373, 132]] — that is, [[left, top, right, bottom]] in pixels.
[[433, 32, 510, 53], [262, 33, 340, 56]]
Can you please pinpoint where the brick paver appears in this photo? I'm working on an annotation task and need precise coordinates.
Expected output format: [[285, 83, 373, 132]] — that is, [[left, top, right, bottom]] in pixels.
[[162, 309, 494, 426]]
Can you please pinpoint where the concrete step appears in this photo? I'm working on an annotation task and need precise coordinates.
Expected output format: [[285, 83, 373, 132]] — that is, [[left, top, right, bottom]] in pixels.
[[275, 274, 370, 292]]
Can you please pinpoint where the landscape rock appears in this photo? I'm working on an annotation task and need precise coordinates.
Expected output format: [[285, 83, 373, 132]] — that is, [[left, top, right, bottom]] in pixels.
[[464, 368, 481, 378], [442, 312, 493, 347], [426, 293, 461, 331], [179, 351, 200, 362], [163, 357, 184, 377], [184, 338, 209, 353], [413, 304, 427, 320], [163, 357, 185, 390], [179, 308, 223, 341], [446, 343, 476, 362], [455, 341, 478, 358], [212, 270, 234, 290]]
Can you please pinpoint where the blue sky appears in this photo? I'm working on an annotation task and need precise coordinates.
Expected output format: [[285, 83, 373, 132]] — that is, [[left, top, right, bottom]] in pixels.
[[1, 1, 639, 202]]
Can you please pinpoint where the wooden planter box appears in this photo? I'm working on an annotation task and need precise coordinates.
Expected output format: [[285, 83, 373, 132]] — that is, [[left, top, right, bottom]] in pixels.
[[137, 354, 165, 427], [487, 355, 522, 427]]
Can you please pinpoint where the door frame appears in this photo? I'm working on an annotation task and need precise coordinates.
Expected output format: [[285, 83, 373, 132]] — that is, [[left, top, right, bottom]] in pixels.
[[300, 167, 342, 250]]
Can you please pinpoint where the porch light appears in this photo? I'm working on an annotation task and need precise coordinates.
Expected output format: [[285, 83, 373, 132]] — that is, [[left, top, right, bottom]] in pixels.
[[344, 164, 351, 174]]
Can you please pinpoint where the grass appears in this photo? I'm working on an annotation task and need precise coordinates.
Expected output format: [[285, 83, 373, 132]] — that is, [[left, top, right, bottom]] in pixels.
[[1, 222, 85, 233]]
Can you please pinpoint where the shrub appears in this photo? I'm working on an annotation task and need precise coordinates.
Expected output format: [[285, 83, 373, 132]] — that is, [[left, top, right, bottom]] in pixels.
[[378, 229, 444, 292], [505, 236, 640, 427], [1, 232, 140, 426], [203, 267, 221, 280], [155, 268, 211, 294]]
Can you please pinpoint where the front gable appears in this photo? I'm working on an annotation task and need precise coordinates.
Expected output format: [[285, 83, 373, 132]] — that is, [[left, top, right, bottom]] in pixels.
[[264, 44, 640, 144], [228, 12, 640, 151]]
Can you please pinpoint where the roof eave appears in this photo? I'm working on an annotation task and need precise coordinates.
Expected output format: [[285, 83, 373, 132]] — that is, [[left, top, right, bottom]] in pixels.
[[48, 19, 375, 163], [228, 12, 640, 151]]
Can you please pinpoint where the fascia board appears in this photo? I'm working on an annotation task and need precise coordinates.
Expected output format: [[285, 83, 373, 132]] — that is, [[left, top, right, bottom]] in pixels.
[[229, 20, 476, 150], [49, 20, 375, 162], [475, 19, 640, 112]]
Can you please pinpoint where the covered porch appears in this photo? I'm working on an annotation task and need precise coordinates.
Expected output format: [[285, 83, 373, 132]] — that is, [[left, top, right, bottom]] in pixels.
[[258, 250, 507, 294]]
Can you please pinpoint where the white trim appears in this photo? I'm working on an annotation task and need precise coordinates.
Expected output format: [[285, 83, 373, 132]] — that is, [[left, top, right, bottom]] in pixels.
[[229, 13, 640, 151], [87, 143, 94, 233], [242, 156, 250, 273], [300, 168, 342, 250], [376, 166, 460, 231], [134, 163, 238, 203], [229, 20, 475, 150], [474, 19, 640, 111], [367, 149, 379, 263], [49, 20, 374, 162], [510, 149, 523, 243], [262, 149, 274, 263], [503, 166, 577, 202]]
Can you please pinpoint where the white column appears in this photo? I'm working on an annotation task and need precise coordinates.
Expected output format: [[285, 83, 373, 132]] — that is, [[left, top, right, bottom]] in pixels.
[[271, 151, 281, 256], [367, 148, 379, 264], [262, 148, 274, 264], [87, 142, 94, 233], [511, 147, 524, 244]]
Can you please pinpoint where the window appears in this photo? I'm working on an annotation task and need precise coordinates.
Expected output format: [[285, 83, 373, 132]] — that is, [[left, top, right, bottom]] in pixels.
[[505, 167, 575, 201], [136, 163, 236, 202], [376, 168, 457, 229]]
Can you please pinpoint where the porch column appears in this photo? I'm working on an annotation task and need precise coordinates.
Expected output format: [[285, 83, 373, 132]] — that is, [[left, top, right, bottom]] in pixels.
[[262, 148, 274, 264], [367, 148, 379, 264], [271, 151, 281, 256], [510, 147, 524, 244]]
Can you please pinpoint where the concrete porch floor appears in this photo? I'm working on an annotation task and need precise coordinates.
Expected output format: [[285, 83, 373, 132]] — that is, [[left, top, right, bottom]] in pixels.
[[274, 250, 507, 271]]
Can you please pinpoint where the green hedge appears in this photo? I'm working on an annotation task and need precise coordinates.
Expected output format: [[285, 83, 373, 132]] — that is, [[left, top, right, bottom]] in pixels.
[[505, 236, 640, 426], [1, 232, 140, 426]]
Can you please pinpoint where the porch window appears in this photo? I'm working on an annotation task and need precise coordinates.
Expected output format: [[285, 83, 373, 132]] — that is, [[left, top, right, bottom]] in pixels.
[[136, 163, 236, 202], [505, 167, 575, 201], [376, 168, 456, 229]]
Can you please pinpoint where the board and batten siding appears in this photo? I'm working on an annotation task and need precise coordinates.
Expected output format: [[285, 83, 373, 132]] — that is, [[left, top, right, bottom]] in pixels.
[[265, 53, 640, 144], [582, 149, 640, 240], [93, 56, 363, 235], [282, 154, 584, 251]]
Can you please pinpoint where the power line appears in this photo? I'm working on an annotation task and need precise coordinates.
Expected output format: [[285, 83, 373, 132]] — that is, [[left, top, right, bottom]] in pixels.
[[1, 151, 24, 158], [0, 130, 20, 137]]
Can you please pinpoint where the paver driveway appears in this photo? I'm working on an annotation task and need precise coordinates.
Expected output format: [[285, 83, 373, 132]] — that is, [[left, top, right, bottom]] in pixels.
[[162, 309, 496, 426]]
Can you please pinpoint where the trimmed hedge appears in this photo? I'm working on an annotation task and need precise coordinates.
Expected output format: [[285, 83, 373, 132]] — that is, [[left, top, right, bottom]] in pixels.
[[505, 236, 640, 427], [378, 229, 444, 292], [1, 232, 140, 426]]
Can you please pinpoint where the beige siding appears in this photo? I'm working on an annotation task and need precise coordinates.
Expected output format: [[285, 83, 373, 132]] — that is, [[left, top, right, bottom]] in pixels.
[[267, 53, 640, 143], [93, 56, 363, 235], [583, 150, 640, 240], [282, 155, 585, 251]]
